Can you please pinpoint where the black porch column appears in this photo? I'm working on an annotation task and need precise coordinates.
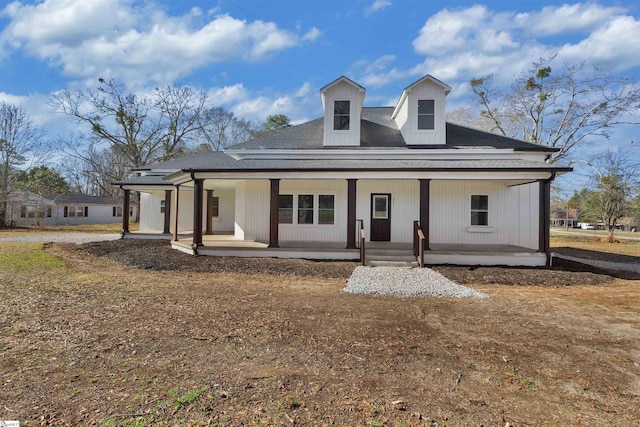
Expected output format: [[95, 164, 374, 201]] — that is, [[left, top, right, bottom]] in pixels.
[[346, 179, 357, 249], [121, 189, 130, 238], [538, 179, 551, 265], [192, 179, 204, 253], [163, 190, 172, 234], [205, 190, 214, 235], [269, 179, 280, 248], [172, 185, 180, 241], [419, 179, 430, 250]]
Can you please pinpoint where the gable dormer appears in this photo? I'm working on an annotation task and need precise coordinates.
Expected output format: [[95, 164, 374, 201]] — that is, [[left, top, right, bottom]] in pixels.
[[392, 75, 451, 145], [320, 76, 365, 147]]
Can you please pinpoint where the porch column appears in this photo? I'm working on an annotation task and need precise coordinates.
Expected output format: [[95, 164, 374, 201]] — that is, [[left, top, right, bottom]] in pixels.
[[269, 179, 280, 248], [419, 179, 430, 251], [538, 179, 551, 265], [346, 179, 357, 249], [192, 178, 204, 253], [121, 189, 130, 238], [172, 185, 180, 241], [163, 190, 171, 234], [205, 190, 214, 235]]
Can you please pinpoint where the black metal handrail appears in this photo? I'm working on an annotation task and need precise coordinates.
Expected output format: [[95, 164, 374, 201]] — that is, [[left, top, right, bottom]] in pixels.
[[357, 219, 365, 265]]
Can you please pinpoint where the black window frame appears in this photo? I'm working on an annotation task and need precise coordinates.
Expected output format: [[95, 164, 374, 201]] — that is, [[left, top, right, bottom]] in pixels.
[[417, 99, 435, 130], [333, 100, 350, 130]]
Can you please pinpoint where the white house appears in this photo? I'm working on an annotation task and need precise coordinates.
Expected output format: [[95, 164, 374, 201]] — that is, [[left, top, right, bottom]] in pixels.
[[114, 75, 572, 266], [7, 193, 135, 226]]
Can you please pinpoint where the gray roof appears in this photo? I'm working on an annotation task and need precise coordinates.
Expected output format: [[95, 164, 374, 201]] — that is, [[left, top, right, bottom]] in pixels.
[[54, 195, 121, 205], [177, 158, 570, 173], [112, 174, 179, 186], [230, 107, 556, 152]]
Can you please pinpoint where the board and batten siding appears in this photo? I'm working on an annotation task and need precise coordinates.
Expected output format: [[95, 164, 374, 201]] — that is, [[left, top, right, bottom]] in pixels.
[[399, 83, 447, 146], [357, 180, 420, 243], [234, 180, 270, 242], [429, 180, 539, 249], [322, 80, 362, 147], [278, 180, 347, 242], [140, 190, 193, 233]]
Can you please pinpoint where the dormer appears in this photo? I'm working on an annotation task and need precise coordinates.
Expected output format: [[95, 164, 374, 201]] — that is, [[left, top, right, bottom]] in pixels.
[[392, 75, 451, 145], [320, 76, 365, 146]]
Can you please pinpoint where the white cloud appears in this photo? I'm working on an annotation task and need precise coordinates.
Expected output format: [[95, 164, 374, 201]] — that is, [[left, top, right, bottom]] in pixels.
[[207, 84, 248, 106], [362, 3, 640, 91], [0, 0, 319, 85], [365, 0, 392, 17], [302, 27, 322, 42]]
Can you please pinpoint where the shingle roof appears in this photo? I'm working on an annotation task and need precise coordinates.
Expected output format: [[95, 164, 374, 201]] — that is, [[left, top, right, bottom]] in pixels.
[[54, 195, 121, 205], [229, 107, 556, 152]]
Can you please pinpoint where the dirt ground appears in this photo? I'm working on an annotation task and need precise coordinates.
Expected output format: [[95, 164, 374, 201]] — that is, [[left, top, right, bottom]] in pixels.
[[0, 240, 639, 426]]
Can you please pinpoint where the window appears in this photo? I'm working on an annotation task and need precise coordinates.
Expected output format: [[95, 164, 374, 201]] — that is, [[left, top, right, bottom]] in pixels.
[[278, 195, 293, 224], [372, 195, 389, 219], [46, 207, 52, 218], [318, 195, 335, 225], [65, 206, 87, 218], [334, 100, 350, 130], [470, 195, 489, 226], [297, 195, 314, 224], [212, 196, 219, 217], [113, 206, 123, 217], [279, 194, 335, 225], [20, 206, 26, 218], [160, 200, 166, 214], [417, 99, 435, 130]]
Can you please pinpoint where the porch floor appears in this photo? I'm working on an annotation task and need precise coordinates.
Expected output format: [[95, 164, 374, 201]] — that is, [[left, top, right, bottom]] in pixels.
[[163, 233, 542, 264]]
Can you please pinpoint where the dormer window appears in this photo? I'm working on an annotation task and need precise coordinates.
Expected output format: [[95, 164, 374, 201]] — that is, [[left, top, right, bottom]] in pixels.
[[417, 99, 435, 130], [334, 100, 350, 130]]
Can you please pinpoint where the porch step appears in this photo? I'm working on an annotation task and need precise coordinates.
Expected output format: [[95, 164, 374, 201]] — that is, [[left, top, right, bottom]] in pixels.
[[367, 260, 419, 268], [364, 249, 418, 267]]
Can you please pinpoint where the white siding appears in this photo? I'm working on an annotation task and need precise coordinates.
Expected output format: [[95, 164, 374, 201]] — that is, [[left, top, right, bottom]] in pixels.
[[234, 180, 270, 242], [505, 182, 540, 249], [279, 180, 347, 242], [399, 82, 447, 145], [430, 180, 539, 248], [322, 81, 362, 147], [357, 180, 420, 243], [211, 187, 235, 232], [140, 191, 164, 231]]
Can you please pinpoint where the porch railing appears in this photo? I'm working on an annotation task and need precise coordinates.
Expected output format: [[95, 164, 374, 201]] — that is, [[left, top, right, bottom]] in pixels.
[[358, 219, 366, 266], [413, 220, 425, 268]]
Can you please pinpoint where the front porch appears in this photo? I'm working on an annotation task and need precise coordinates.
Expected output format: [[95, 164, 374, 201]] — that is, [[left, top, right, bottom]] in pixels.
[[164, 233, 545, 266]]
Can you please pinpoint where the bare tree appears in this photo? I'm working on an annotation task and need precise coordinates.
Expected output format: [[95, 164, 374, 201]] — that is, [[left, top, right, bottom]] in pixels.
[[51, 78, 167, 170], [198, 107, 254, 151], [0, 102, 46, 228], [154, 85, 207, 160], [470, 59, 640, 163]]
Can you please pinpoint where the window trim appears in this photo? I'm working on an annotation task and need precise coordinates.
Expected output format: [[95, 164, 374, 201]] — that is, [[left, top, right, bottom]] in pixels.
[[333, 100, 350, 131], [470, 194, 489, 227], [278, 193, 336, 226], [417, 99, 435, 131]]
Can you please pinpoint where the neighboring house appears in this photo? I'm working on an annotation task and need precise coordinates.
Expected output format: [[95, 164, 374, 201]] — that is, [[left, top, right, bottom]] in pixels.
[[7, 192, 135, 226], [5, 191, 56, 226], [114, 75, 572, 266], [550, 208, 578, 228]]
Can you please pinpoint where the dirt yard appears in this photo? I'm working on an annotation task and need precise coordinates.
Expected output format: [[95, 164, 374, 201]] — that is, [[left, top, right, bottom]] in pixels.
[[0, 240, 639, 426]]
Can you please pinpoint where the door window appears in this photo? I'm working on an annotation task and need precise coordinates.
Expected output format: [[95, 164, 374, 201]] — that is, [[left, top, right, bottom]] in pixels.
[[372, 195, 389, 219]]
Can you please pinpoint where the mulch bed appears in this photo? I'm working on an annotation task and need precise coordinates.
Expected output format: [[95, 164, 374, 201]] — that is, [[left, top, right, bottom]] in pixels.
[[76, 239, 633, 286]]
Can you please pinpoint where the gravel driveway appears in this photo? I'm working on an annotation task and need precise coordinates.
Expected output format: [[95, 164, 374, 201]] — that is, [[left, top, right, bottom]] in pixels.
[[0, 233, 121, 244]]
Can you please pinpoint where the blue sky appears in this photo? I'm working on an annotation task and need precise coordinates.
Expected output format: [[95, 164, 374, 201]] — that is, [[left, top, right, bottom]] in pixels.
[[1, 0, 639, 189]]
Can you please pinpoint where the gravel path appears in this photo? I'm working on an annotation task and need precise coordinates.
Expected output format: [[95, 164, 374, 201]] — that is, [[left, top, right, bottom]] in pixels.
[[0, 233, 121, 244], [343, 266, 489, 299]]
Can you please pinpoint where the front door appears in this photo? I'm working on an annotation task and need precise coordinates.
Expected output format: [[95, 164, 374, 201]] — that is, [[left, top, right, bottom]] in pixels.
[[370, 193, 391, 241]]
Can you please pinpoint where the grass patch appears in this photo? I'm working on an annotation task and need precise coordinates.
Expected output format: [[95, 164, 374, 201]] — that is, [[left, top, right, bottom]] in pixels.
[[0, 223, 138, 236], [551, 234, 640, 257], [0, 242, 66, 273]]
